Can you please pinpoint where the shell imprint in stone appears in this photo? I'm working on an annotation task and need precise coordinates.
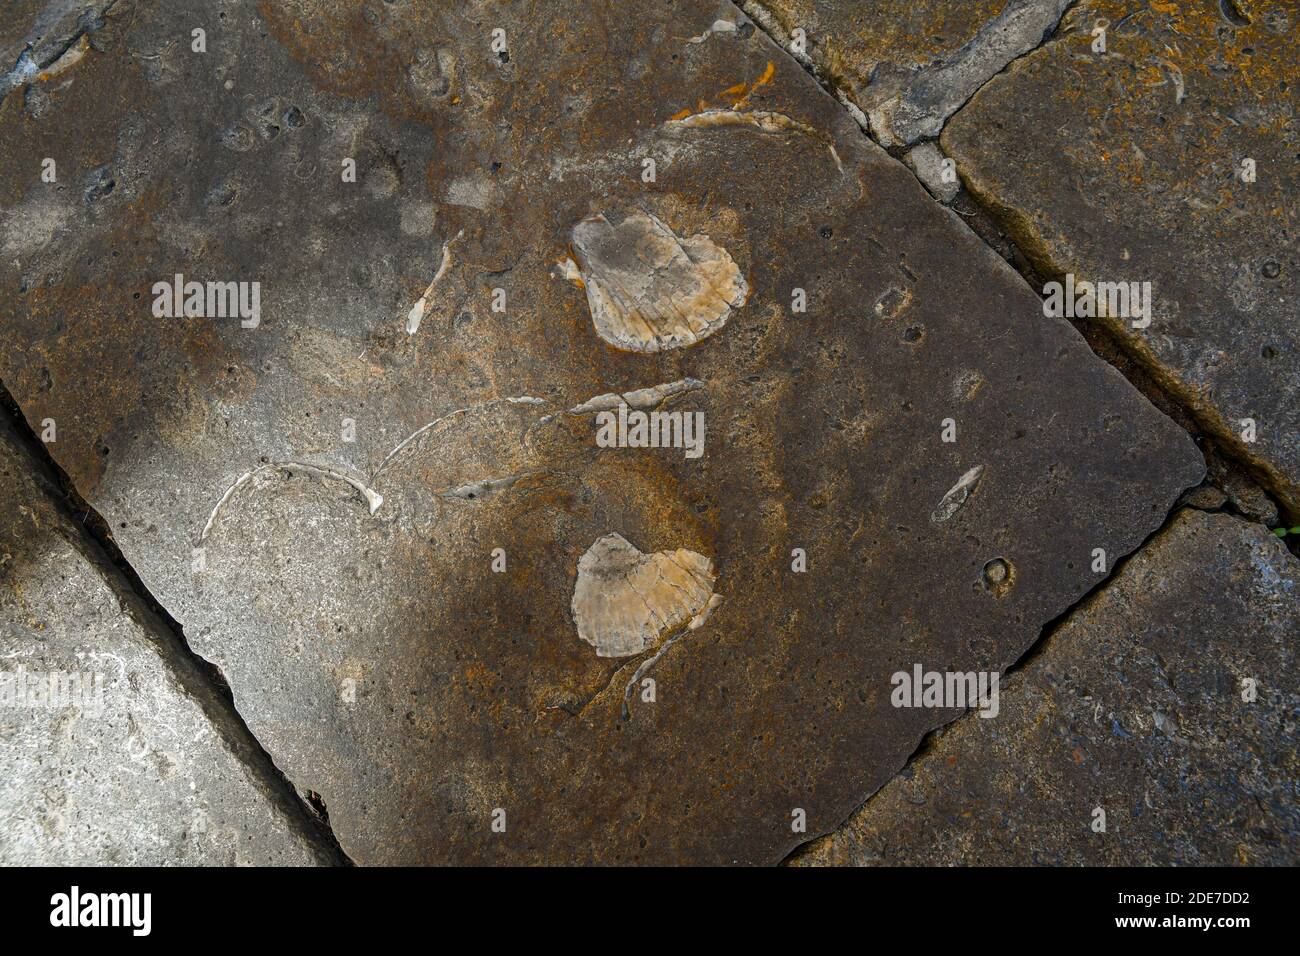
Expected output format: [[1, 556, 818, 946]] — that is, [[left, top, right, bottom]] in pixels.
[[571, 533, 718, 657], [569, 210, 747, 352]]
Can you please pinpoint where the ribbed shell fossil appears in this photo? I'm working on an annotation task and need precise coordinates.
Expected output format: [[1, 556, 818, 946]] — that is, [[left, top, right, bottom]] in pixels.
[[571, 533, 718, 657], [569, 210, 747, 353]]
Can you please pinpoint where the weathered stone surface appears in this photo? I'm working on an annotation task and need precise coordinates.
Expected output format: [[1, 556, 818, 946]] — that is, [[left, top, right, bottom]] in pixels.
[[740, 0, 1073, 146], [2, 1, 117, 95], [0, 0, 1203, 863], [942, 0, 1300, 513], [794, 510, 1300, 866], [0, 419, 333, 865]]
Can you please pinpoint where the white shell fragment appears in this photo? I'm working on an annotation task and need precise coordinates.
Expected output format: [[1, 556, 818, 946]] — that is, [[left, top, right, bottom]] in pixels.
[[686, 19, 738, 44], [664, 109, 817, 137], [405, 229, 462, 335], [571, 533, 718, 657], [569, 210, 747, 353], [931, 464, 985, 523], [567, 378, 704, 416]]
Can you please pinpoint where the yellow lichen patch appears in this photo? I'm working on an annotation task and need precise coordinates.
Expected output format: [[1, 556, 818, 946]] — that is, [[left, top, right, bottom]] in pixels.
[[734, 61, 776, 108]]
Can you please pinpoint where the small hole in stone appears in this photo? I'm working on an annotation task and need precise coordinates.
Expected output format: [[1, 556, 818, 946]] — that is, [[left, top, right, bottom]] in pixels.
[[982, 557, 1015, 596]]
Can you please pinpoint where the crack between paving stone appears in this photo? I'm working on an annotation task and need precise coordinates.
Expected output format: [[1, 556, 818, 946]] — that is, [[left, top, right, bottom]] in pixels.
[[778, 496, 1204, 866], [927, 0, 1083, 148], [733, 1, 869, 134], [731, 0, 1291, 528], [0, 377, 354, 866], [737, 0, 1080, 146]]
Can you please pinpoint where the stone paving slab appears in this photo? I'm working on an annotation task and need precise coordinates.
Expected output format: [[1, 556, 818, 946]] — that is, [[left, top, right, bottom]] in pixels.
[[0, 0, 1203, 863], [0, 418, 334, 865], [744, 0, 1298, 517], [942, 0, 1299, 511], [794, 509, 1300, 866]]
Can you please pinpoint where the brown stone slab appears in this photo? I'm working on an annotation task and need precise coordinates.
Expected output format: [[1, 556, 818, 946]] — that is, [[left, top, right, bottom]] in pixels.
[[795, 510, 1300, 866], [942, 1, 1300, 511], [0, 0, 1201, 863]]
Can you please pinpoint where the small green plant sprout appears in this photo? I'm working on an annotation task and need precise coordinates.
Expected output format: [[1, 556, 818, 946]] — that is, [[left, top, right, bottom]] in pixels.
[[1272, 526, 1300, 539]]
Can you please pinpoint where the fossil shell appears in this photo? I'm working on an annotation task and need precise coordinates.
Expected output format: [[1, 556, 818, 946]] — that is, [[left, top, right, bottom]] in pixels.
[[570, 210, 747, 353], [571, 533, 717, 657]]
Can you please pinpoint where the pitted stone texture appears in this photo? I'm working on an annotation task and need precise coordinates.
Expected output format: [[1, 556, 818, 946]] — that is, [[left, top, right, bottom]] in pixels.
[[0, 421, 333, 865], [0, 0, 1202, 863], [740, 0, 1072, 145], [942, 0, 1300, 513], [795, 511, 1300, 866]]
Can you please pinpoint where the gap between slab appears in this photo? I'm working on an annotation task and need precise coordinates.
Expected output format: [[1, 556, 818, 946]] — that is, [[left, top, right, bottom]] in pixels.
[[0, 377, 354, 867]]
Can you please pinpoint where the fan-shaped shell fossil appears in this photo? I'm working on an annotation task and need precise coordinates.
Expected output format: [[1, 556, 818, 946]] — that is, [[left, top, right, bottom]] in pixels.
[[571, 533, 718, 657], [568, 210, 747, 353]]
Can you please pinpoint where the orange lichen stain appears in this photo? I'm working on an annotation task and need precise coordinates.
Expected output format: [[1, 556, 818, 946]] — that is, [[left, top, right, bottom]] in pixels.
[[735, 61, 776, 108], [1150, 0, 1178, 12], [670, 60, 779, 120]]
